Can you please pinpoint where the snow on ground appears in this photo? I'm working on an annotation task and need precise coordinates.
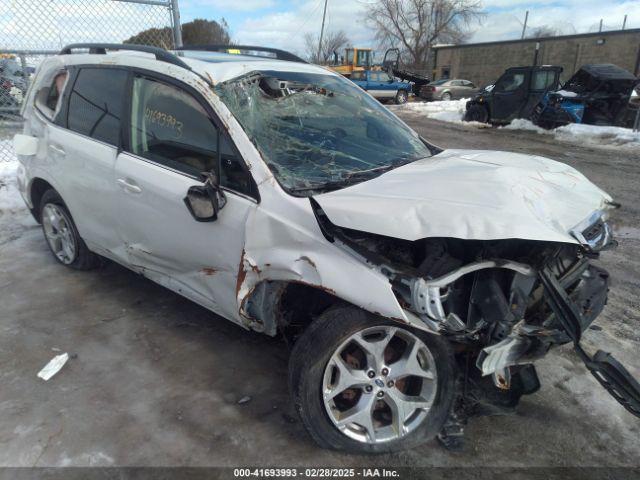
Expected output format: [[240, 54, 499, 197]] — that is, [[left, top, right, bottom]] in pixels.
[[0, 139, 25, 213], [389, 98, 472, 124], [501, 119, 640, 150], [391, 99, 640, 150]]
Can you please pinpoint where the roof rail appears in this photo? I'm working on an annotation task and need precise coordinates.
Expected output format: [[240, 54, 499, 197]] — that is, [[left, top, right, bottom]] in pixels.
[[177, 45, 307, 64], [59, 43, 192, 70]]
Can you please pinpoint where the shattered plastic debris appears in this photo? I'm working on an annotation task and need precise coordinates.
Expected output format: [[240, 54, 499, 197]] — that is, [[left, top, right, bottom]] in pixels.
[[37, 353, 69, 381]]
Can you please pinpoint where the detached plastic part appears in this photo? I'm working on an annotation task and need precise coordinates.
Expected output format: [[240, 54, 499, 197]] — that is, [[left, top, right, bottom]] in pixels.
[[583, 350, 640, 417], [539, 268, 640, 418], [37, 353, 69, 381]]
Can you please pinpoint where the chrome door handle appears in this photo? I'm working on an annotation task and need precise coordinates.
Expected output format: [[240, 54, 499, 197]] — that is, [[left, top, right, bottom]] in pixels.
[[117, 178, 142, 194], [49, 144, 65, 155]]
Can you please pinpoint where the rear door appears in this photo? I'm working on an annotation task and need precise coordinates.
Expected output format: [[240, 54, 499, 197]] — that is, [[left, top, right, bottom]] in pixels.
[[46, 66, 129, 259], [114, 72, 258, 321]]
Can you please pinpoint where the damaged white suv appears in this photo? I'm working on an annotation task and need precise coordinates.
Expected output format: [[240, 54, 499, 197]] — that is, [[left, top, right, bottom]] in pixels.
[[15, 44, 639, 453]]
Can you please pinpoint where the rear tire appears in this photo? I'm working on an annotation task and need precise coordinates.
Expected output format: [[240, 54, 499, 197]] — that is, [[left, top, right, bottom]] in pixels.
[[40, 189, 101, 270], [394, 89, 408, 105], [464, 104, 489, 123], [289, 306, 455, 453], [441, 92, 452, 101]]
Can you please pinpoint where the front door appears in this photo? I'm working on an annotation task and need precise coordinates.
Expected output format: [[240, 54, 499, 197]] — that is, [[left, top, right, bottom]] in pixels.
[[114, 73, 258, 322], [490, 69, 529, 122]]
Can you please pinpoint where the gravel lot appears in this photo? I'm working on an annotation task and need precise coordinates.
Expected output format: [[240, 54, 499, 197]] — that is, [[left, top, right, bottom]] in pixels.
[[0, 115, 638, 470]]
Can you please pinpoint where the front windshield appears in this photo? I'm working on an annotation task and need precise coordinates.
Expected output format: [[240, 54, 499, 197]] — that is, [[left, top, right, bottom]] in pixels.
[[216, 70, 432, 194]]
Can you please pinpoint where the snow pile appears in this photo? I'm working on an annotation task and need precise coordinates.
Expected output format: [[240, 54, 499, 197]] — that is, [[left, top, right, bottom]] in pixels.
[[389, 98, 469, 123], [555, 123, 640, 148], [0, 139, 24, 213], [501, 119, 640, 150]]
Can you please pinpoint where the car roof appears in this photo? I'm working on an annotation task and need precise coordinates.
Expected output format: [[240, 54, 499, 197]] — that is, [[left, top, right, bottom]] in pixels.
[[576, 64, 638, 81], [45, 48, 337, 85]]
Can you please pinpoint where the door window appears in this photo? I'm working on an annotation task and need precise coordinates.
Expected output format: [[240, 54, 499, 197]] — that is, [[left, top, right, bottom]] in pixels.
[[67, 68, 128, 145], [495, 72, 525, 93], [532, 70, 557, 91], [351, 71, 365, 81], [129, 76, 254, 196]]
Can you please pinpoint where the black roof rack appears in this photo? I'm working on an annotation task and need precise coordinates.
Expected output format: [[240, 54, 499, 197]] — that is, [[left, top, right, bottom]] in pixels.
[[177, 45, 307, 64], [59, 43, 191, 70]]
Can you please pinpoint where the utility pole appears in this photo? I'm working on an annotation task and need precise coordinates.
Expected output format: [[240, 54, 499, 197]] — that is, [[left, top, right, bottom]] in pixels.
[[521, 11, 529, 39], [317, 0, 328, 63], [170, 0, 183, 48], [622, 14, 627, 30], [599, 19, 603, 32]]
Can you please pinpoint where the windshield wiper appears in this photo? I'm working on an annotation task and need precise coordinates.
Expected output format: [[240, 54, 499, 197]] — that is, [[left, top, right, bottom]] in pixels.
[[288, 156, 428, 194]]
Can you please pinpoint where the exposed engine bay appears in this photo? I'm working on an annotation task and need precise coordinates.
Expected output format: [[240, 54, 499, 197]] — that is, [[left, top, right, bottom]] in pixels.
[[311, 198, 640, 448]]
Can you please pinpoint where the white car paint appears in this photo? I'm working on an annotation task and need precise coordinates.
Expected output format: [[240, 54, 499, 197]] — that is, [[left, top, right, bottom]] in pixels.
[[315, 149, 613, 244], [15, 49, 614, 335]]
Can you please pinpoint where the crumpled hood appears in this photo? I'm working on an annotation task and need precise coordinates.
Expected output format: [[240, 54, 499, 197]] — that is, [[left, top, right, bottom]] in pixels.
[[314, 149, 613, 243]]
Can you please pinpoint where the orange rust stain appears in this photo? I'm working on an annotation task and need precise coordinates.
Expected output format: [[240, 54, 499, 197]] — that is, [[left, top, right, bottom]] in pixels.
[[201, 267, 217, 276], [250, 264, 262, 274], [235, 249, 247, 296]]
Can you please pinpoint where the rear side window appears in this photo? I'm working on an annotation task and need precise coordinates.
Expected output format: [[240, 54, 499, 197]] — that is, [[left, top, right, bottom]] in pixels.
[[532, 70, 557, 91], [67, 68, 128, 146]]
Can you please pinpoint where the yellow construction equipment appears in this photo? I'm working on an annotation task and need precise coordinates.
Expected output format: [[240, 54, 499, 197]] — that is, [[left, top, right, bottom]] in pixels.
[[329, 47, 373, 77]]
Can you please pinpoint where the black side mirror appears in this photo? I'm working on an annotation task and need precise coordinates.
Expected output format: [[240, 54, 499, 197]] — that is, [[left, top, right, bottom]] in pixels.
[[184, 172, 227, 222]]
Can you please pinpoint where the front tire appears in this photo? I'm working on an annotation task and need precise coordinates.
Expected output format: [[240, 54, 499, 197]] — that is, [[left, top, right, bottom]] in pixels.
[[464, 104, 489, 123], [289, 306, 455, 453], [394, 89, 408, 105], [40, 189, 101, 270]]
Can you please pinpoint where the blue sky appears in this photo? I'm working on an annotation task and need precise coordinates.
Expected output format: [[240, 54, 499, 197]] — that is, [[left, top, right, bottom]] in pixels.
[[179, 1, 640, 56]]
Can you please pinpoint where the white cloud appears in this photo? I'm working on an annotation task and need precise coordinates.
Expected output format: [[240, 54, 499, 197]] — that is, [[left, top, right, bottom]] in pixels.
[[182, 0, 277, 13], [470, 0, 640, 43], [233, 1, 375, 57]]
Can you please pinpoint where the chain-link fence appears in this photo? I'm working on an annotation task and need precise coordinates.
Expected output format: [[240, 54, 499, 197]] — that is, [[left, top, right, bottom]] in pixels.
[[0, 0, 182, 161]]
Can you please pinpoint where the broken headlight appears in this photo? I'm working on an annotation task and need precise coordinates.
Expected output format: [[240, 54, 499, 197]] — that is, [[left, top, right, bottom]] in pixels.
[[570, 210, 615, 252]]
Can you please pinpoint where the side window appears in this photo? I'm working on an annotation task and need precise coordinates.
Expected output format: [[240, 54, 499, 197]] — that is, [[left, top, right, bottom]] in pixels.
[[532, 70, 556, 91], [34, 70, 68, 122], [495, 72, 525, 93], [129, 76, 253, 196], [370, 72, 383, 82], [67, 68, 128, 145], [351, 71, 364, 81]]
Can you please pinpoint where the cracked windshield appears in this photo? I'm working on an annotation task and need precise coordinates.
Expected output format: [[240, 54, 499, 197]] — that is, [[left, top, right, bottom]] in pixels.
[[216, 70, 432, 194]]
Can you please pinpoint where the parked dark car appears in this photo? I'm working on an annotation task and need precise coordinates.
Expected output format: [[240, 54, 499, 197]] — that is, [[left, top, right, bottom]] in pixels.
[[420, 79, 479, 101], [464, 66, 562, 124], [531, 64, 640, 129]]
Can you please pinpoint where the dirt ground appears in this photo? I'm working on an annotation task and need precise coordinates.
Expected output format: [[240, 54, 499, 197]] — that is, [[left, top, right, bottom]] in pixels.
[[0, 116, 639, 469]]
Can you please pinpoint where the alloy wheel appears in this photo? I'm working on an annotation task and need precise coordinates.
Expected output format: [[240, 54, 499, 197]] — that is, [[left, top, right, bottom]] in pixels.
[[322, 326, 437, 444], [42, 203, 77, 264]]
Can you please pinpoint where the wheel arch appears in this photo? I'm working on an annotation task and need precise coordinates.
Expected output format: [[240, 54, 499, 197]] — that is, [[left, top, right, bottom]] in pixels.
[[241, 280, 417, 341], [29, 177, 56, 222]]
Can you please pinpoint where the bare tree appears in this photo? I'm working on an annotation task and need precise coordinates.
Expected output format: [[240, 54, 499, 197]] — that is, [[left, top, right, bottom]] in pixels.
[[124, 18, 231, 48], [527, 26, 560, 38], [304, 30, 350, 63], [365, 0, 484, 68]]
